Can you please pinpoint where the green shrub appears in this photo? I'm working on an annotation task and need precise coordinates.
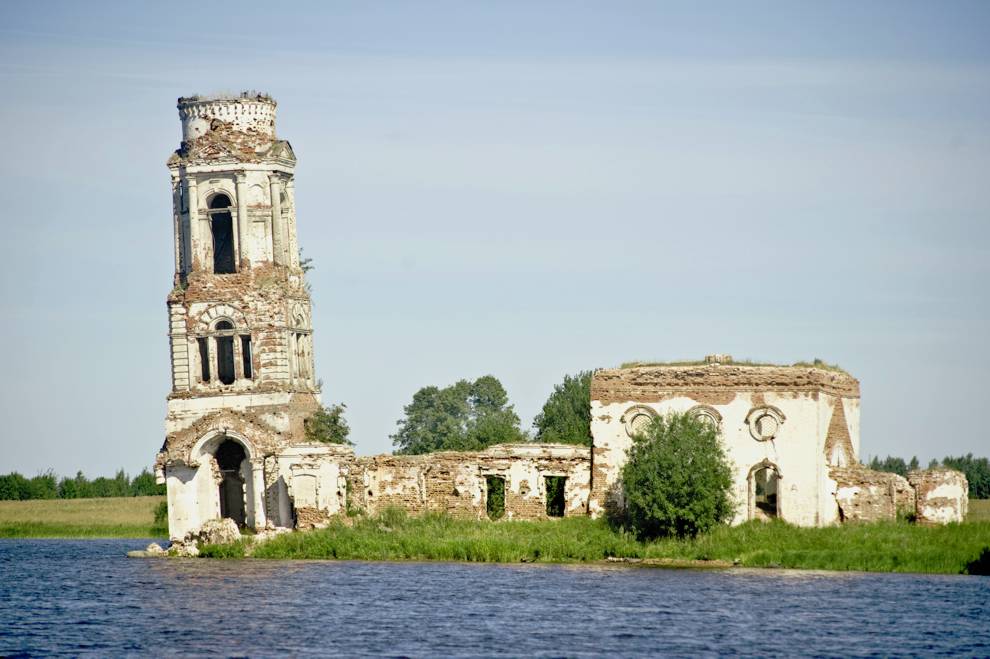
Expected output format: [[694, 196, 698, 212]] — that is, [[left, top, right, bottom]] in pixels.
[[304, 403, 353, 445], [198, 540, 247, 558], [617, 411, 734, 539], [532, 371, 593, 446]]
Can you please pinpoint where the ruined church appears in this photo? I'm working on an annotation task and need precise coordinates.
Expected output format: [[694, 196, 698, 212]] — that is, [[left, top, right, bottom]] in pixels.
[[154, 93, 967, 540]]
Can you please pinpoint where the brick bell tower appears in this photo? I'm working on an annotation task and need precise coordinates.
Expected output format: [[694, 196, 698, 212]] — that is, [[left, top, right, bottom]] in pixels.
[[155, 93, 321, 539]]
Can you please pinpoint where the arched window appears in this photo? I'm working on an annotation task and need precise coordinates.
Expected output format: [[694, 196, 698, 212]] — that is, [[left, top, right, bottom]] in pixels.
[[215, 320, 235, 385], [209, 194, 235, 274], [750, 463, 780, 520]]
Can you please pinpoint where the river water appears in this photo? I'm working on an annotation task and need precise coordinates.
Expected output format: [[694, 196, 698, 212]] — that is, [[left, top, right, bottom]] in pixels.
[[1, 539, 988, 657]]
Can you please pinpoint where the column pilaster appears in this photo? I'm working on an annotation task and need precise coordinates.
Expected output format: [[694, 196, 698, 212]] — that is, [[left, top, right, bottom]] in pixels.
[[235, 172, 248, 268], [187, 175, 200, 270], [269, 175, 284, 265]]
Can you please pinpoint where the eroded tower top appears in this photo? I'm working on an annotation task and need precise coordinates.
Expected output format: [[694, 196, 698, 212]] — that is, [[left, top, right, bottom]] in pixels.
[[177, 92, 277, 143]]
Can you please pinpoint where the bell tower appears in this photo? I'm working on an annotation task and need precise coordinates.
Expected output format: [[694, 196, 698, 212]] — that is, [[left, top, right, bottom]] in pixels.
[[156, 93, 322, 539]]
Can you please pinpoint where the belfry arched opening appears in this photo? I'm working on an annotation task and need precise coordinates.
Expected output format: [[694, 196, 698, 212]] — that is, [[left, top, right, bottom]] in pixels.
[[215, 438, 247, 526]]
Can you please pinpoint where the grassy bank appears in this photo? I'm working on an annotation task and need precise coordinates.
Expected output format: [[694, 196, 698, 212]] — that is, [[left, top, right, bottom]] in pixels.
[[968, 499, 990, 523], [203, 509, 990, 575], [0, 496, 167, 538]]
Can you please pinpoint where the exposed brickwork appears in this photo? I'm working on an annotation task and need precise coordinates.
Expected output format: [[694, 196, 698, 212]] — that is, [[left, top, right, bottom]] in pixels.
[[591, 364, 860, 405], [830, 466, 915, 522], [824, 399, 855, 466], [337, 444, 591, 521], [908, 469, 969, 524], [294, 506, 333, 529]]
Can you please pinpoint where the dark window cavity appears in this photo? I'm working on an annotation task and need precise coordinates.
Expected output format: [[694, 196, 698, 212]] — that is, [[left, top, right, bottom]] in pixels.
[[215, 438, 247, 526], [753, 466, 779, 518], [545, 476, 566, 517], [241, 335, 253, 379], [486, 476, 505, 520], [209, 194, 235, 274], [216, 336, 235, 385], [198, 337, 210, 382]]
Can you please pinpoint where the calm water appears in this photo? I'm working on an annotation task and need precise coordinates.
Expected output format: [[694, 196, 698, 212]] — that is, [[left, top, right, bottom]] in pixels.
[[1, 539, 989, 657]]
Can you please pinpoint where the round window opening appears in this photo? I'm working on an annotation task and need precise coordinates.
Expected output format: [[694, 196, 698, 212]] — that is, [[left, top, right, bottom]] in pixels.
[[746, 406, 785, 442], [623, 406, 657, 437], [688, 405, 722, 432]]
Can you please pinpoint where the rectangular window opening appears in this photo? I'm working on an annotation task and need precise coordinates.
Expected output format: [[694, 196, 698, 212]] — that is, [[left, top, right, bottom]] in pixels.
[[217, 335, 235, 385], [545, 476, 566, 518], [241, 335, 253, 379], [485, 476, 505, 521], [197, 337, 210, 382]]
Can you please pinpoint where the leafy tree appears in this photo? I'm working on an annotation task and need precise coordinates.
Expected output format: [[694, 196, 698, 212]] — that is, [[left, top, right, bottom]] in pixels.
[[392, 376, 523, 454], [0, 472, 30, 500], [532, 371, 593, 446], [130, 469, 165, 496], [305, 402, 353, 445], [58, 471, 93, 499], [27, 471, 58, 500], [616, 412, 734, 539], [939, 454, 990, 499]]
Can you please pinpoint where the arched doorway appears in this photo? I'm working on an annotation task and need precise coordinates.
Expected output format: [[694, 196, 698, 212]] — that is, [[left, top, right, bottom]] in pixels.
[[749, 463, 780, 520], [215, 438, 247, 526]]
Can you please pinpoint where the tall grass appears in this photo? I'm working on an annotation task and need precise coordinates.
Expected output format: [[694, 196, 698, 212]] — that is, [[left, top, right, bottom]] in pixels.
[[0, 496, 167, 538], [968, 499, 990, 523], [240, 508, 990, 574]]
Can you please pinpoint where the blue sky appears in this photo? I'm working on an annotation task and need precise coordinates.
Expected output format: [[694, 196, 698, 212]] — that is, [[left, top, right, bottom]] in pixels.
[[1, 1, 988, 477]]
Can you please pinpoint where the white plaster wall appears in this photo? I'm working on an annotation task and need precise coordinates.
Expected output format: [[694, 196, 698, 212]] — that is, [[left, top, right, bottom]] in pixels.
[[179, 98, 276, 141], [165, 391, 294, 435], [166, 462, 220, 540], [918, 481, 968, 524], [591, 393, 837, 526], [274, 444, 355, 521]]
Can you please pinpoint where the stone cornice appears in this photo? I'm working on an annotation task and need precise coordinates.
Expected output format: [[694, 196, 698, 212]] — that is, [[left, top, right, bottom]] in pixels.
[[591, 364, 860, 405]]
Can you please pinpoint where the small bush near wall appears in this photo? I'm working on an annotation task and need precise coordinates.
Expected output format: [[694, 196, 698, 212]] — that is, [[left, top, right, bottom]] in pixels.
[[616, 412, 734, 539]]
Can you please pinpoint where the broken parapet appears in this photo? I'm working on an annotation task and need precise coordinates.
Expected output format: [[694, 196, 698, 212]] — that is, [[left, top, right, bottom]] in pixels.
[[908, 468, 969, 524], [831, 465, 915, 522]]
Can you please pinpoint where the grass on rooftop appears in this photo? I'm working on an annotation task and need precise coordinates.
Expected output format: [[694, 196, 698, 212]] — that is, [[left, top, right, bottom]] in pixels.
[[619, 358, 848, 374]]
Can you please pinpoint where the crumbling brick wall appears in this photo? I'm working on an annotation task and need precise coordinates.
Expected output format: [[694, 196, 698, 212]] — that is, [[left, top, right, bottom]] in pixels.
[[908, 468, 969, 524], [300, 444, 594, 522], [830, 465, 915, 522]]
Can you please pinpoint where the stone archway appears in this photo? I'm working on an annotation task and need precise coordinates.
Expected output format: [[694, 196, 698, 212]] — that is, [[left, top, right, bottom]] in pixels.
[[188, 429, 267, 530], [749, 462, 781, 520], [215, 438, 247, 526]]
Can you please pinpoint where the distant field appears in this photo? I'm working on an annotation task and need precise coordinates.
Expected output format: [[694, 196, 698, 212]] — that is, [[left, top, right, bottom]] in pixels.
[[968, 499, 990, 523], [0, 496, 166, 538]]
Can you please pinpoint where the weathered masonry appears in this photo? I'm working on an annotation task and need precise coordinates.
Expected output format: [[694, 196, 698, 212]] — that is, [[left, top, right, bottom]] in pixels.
[[153, 94, 591, 540], [588, 355, 968, 526], [155, 94, 323, 538], [154, 94, 966, 541]]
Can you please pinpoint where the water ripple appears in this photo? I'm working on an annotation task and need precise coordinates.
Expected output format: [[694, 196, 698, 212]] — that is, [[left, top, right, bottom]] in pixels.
[[1, 539, 988, 657]]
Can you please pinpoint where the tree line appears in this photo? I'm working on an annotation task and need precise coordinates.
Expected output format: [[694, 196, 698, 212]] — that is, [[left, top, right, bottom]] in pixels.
[[0, 469, 165, 501], [307, 371, 593, 454]]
